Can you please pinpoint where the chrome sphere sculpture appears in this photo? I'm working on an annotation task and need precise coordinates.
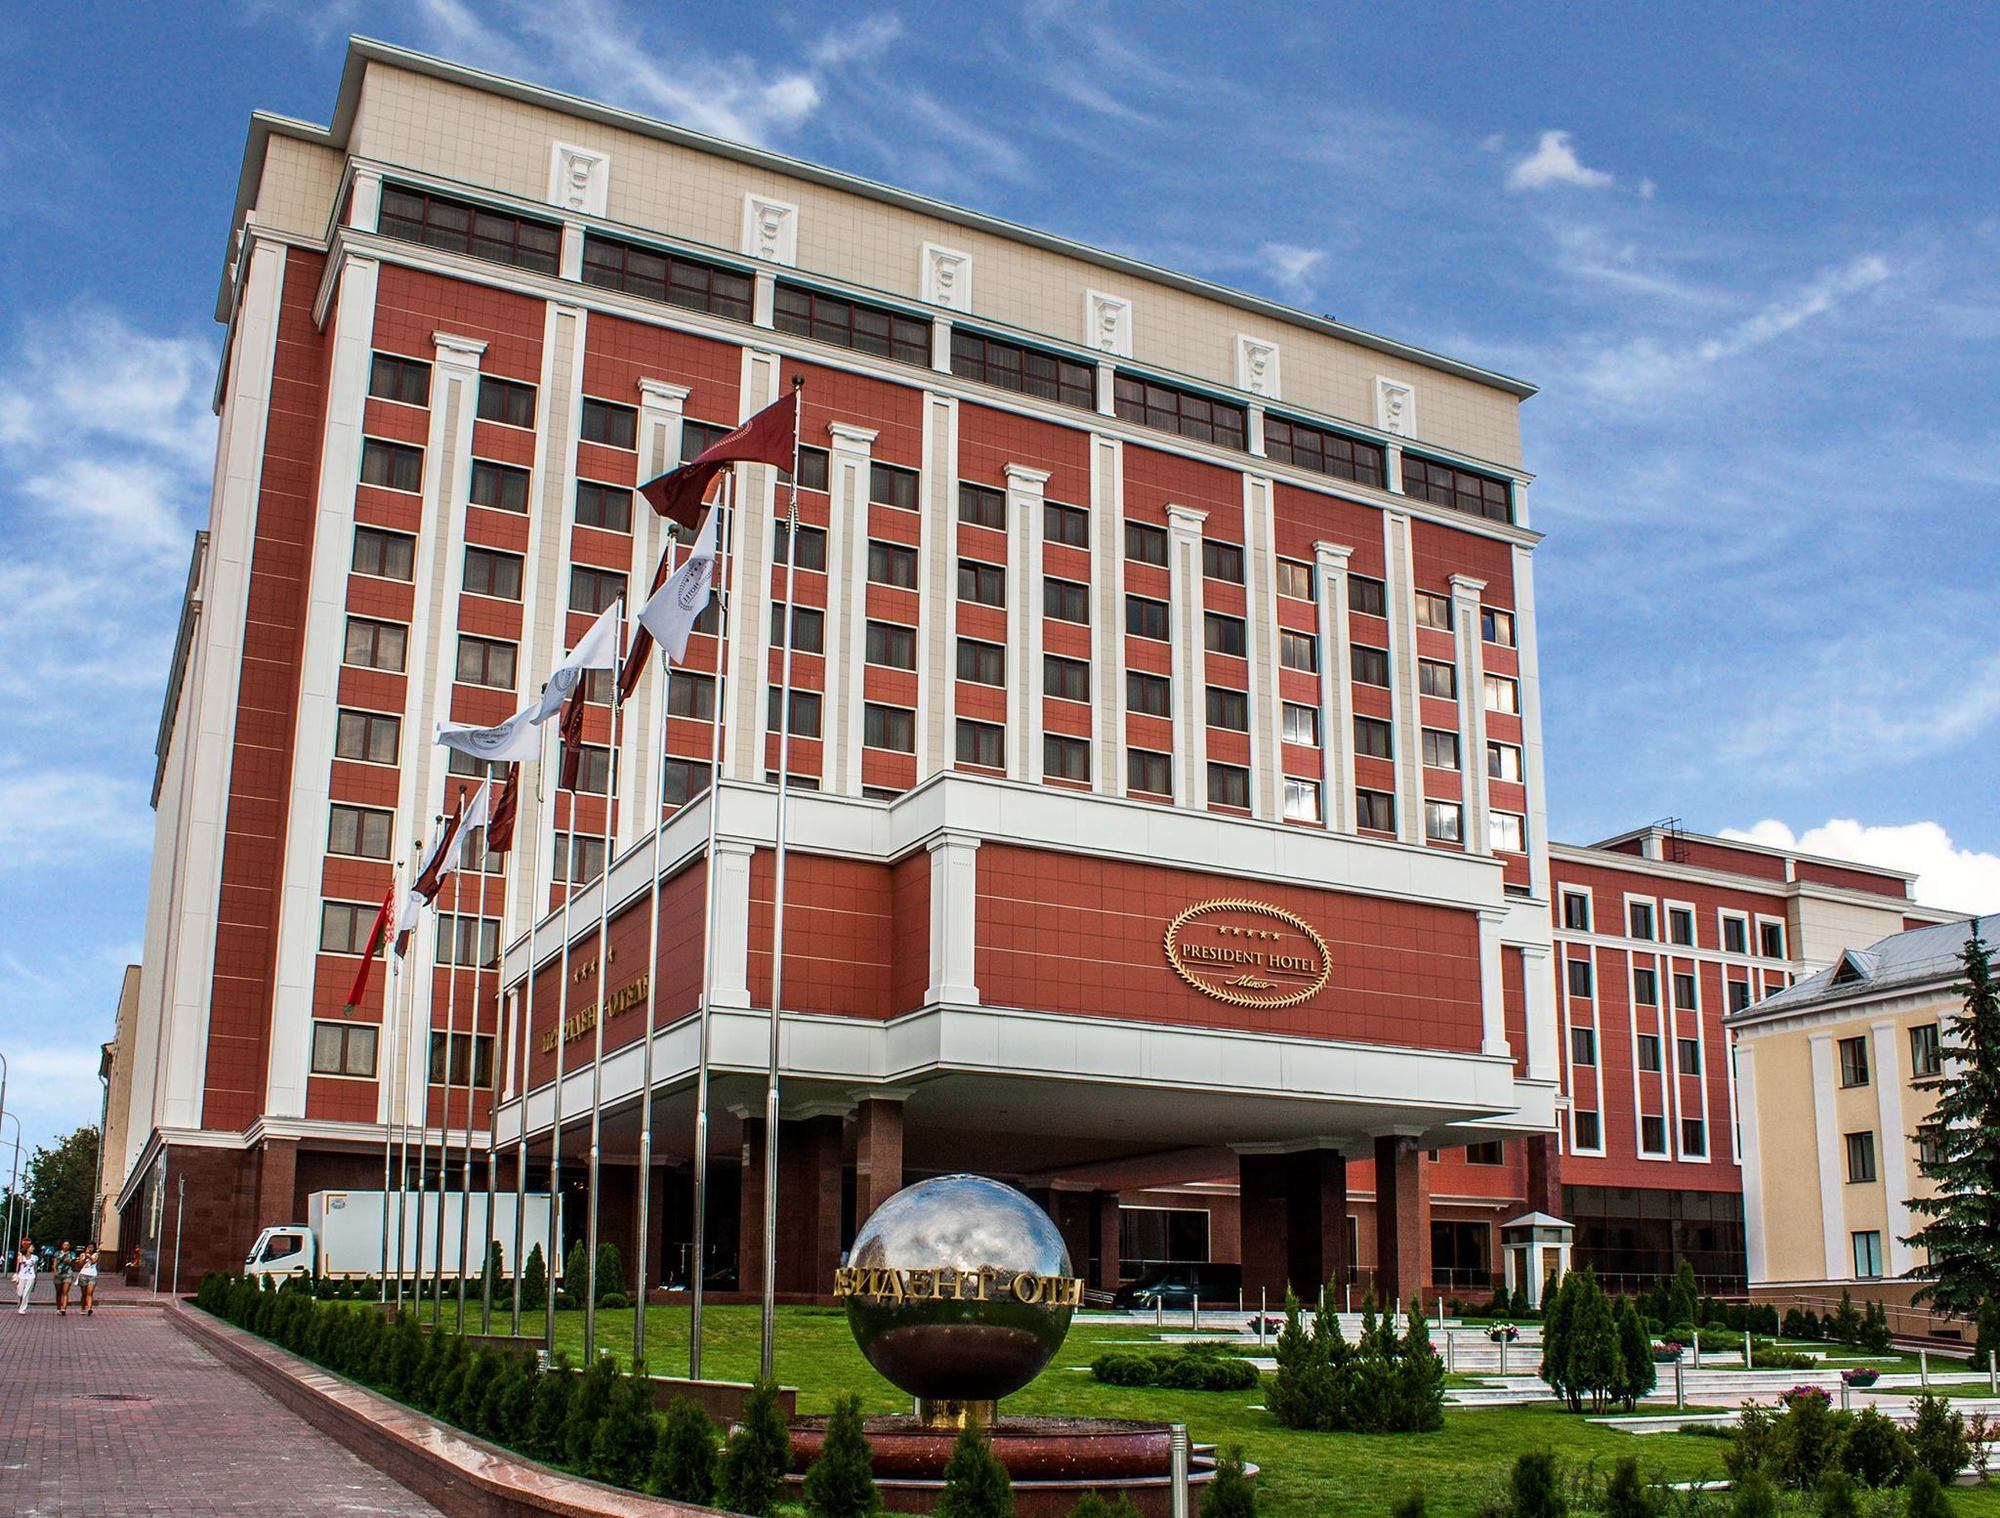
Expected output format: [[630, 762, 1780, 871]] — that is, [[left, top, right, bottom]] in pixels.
[[837, 1174, 1078, 1413]]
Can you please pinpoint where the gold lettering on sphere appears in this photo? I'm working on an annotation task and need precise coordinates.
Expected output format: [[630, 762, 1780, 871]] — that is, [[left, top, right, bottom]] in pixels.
[[833, 1265, 1083, 1308], [1163, 899, 1331, 1009]]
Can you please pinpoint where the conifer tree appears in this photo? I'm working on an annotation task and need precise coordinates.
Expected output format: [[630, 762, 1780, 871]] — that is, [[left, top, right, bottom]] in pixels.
[[651, 1397, 719, 1504], [1907, 930, 2000, 1319], [1569, 1271, 1620, 1413], [1511, 1452, 1566, 1518], [1904, 1468, 1955, 1518], [564, 1351, 620, 1470], [1605, 1457, 1657, 1518], [1817, 1468, 1860, 1518], [522, 1242, 548, 1312], [588, 1359, 659, 1487], [803, 1392, 880, 1518], [1540, 1272, 1579, 1410], [529, 1353, 576, 1461], [1067, 1495, 1143, 1518], [1396, 1295, 1447, 1433], [1732, 1471, 1778, 1518], [1199, 1446, 1257, 1518], [717, 1380, 792, 1516], [1667, 1258, 1700, 1330], [1615, 1298, 1657, 1410], [935, 1421, 1013, 1518]]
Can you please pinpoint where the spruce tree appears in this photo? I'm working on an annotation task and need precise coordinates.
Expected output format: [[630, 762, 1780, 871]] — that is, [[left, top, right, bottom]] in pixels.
[[482, 1240, 504, 1306], [1615, 1298, 1657, 1410], [1510, 1452, 1565, 1518], [595, 1241, 624, 1304], [1816, 1468, 1860, 1518], [1906, 930, 2000, 1318], [651, 1397, 719, 1504], [1571, 1272, 1621, 1413], [588, 1359, 659, 1488], [1268, 1290, 1314, 1430], [803, 1392, 880, 1518], [1904, 1468, 1955, 1518], [1908, 1392, 1971, 1483], [717, 1380, 792, 1517], [1199, 1446, 1257, 1518], [564, 1352, 620, 1470], [1540, 1272, 1579, 1411], [522, 1242, 548, 1312], [1667, 1258, 1700, 1330], [935, 1421, 1013, 1518], [1396, 1295, 1446, 1433], [1304, 1289, 1345, 1430], [1605, 1457, 1657, 1518], [1732, 1471, 1778, 1518], [563, 1240, 590, 1308], [530, 1353, 576, 1461]]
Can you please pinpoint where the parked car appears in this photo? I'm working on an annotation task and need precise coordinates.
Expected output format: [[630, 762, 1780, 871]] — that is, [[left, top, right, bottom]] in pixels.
[[1113, 1262, 1243, 1309]]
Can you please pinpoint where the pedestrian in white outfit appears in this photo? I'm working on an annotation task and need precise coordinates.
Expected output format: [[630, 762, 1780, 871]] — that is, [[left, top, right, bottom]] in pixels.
[[13, 1245, 34, 1313]]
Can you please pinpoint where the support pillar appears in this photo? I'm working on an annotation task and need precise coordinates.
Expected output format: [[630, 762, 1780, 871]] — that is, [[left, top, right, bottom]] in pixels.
[[1093, 1190, 1122, 1291], [252, 1137, 299, 1234], [853, 1098, 906, 1230], [776, 1113, 845, 1297], [1524, 1133, 1562, 1218], [1239, 1148, 1348, 1299], [1374, 1134, 1430, 1306], [737, 1116, 766, 1296]]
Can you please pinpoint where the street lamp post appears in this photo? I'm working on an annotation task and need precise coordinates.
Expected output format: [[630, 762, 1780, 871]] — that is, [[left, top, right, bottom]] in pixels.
[[1, 1112, 21, 1252]]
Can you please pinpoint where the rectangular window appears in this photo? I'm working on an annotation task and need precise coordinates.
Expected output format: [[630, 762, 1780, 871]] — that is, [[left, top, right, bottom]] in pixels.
[[1722, 915, 1750, 954], [369, 353, 431, 407], [1668, 907, 1695, 946], [1481, 607, 1516, 646], [667, 671, 716, 721], [955, 718, 1004, 767], [1678, 1037, 1701, 1076], [1284, 777, 1322, 823], [1207, 762, 1249, 809], [434, 915, 501, 970], [343, 616, 407, 671], [1112, 373, 1247, 450], [1354, 715, 1393, 759], [1846, 1131, 1878, 1183], [1633, 967, 1659, 1005], [1282, 702, 1320, 746], [1910, 1023, 1943, 1078], [335, 709, 400, 766], [949, 328, 1096, 409], [1348, 575, 1387, 617], [1573, 1110, 1602, 1150], [1401, 454, 1513, 523], [476, 375, 536, 429], [1419, 659, 1457, 699], [1571, 1025, 1597, 1064], [1205, 686, 1249, 731], [1637, 1033, 1663, 1072], [864, 703, 917, 753], [1489, 811, 1525, 852], [319, 901, 376, 955], [859, 541, 922, 593], [1202, 539, 1245, 583], [1562, 892, 1591, 932], [1127, 669, 1171, 717], [1681, 1119, 1707, 1157], [689, 423, 739, 463], [1852, 1230, 1883, 1279], [1727, 981, 1752, 1013], [580, 398, 638, 449], [1355, 789, 1395, 833], [427, 1029, 497, 1086], [580, 233, 753, 320], [1126, 595, 1169, 641], [774, 282, 931, 366], [1044, 733, 1090, 783], [569, 565, 624, 614], [870, 461, 920, 511], [1128, 748, 1172, 796], [1477, 743, 1521, 787], [378, 185, 561, 273], [360, 438, 422, 493], [1672, 972, 1697, 1011], [865, 621, 918, 670], [1045, 653, 1089, 702], [570, 744, 611, 795], [448, 749, 509, 780], [958, 482, 1006, 529], [1277, 559, 1314, 600], [1263, 413, 1387, 488], [1466, 1141, 1505, 1166], [1483, 673, 1520, 714], [1124, 520, 1168, 566], [768, 689, 823, 739], [552, 830, 607, 884], [1415, 591, 1453, 631], [1044, 576, 1090, 625], [1351, 644, 1390, 687], [784, 446, 831, 492], [773, 519, 828, 572], [953, 636, 1002, 684], [1839, 1036, 1870, 1087], [455, 635, 517, 689], [1641, 1114, 1667, 1154], [1424, 800, 1463, 844], [574, 481, 633, 532], [1421, 728, 1460, 770], [462, 545, 523, 601], [327, 803, 393, 860], [1629, 901, 1656, 940], [954, 557, 1002, 603], [1204, 612, 1246, 656], [1280, 629, 1319, 672], [310, 1020, 379, 1078], [465, 460, 528, 513], [771, 602, 825, 654], [663, 758, 712, 809], [1760, 921, 1786, 959], [1046, 501, 1090, 548], [1567, 959, 1594, 998]]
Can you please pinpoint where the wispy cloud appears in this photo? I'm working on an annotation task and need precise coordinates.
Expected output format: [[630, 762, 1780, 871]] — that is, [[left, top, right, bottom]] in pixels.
[[1722, 818, 2000, 915], [1259, 243, 1325, 304], [1508, 130, 1615, 192]]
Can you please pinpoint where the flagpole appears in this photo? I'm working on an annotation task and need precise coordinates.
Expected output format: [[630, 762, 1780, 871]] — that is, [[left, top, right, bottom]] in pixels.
[[513, 729, 549, 1336], [379, 874, 399, 1302], [546, 778, 576, 1352], [393, 921, 412, 1311], [412, 814, 441, 1320], [689, 469, 736, 1381], [480, 802, 508, 1334], [583, 598, 627, 1363], [761, 376, 805, 1380], [458, 844, 488, 1325], [433, 793, 463, 1325]]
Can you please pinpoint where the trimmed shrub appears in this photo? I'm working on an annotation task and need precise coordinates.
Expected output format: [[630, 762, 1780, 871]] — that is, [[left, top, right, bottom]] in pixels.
[[1605, 1457, 1657, 1518], [587, 1359, 658, 1488], [529, 1352, 576, 1461], [564, 1352, 620, 1470], [1091, 1353, 1155, 1387], [718, 1379, 791, 1516], [935, 1421, 1013, 1518], [1199, 1446, 1256, 1518], [600, 1292, 631, 1311], [1904, 1468, 1954, 1518], [1842, 1407, 1913, 1488], [651, 1396, 719, 1504], [803, 1392, 880, 1518], [1817, 1468, 1860, 1518], [1909, 1393, 1971, 1483], [521, 1243, 547, 1312], [1510, 1452, 1565, 1518]]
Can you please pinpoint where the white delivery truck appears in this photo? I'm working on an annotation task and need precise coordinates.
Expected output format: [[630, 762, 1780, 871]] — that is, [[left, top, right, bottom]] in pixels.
[[244, 1190, 561, 1283]]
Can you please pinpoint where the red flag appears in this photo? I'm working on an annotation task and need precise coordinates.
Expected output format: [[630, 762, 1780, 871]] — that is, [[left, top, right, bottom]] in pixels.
[[638, 385, 799, 529], [558, 688, 587, 792], [410, 794, 465, 903], [486, 764, 521, 854], [616, 545, 676, 703], [343, 884, 397, 1011]]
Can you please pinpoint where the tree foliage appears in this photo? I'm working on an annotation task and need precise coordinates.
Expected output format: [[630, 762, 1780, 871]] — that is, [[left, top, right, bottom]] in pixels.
[[717, 1379, 792, 1516], [803, 1393, 880, 1518], [935, 1421, 1013, 1518], [1267, 1290, 1443, 1433], [5, 1124, 99, 1243]]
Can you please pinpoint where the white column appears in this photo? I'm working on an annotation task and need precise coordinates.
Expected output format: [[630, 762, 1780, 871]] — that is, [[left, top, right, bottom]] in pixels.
[[628, 380, 691, 826], [1511, 543, 1551, 900], [1005, 464, 1051, 783], [1871, 1019, 1914, 1276], [1313, 542, 1355, 834], [1478, 909, 1509, 1057], [925, 835, 981, 1005], [1383, 511, 1421, 845], [709, 838, 755, 1009], [918, 395, 958, 778], [1385, 442, 1405, 495], [824, 421, 877, 796], [729, 350, 781, 780], [1166, 503, 1208, 809], [1520, 942, 1557, 1082], [1243, 474, 1281, 821], [1451, 574, 1489, 857], [1737, 1038, 1768, 1284], [348, 167, 383, 230], [558, 223, 584, 281], [1808, 1033, 1848, 1279], [1090, 436, 1125, 795]]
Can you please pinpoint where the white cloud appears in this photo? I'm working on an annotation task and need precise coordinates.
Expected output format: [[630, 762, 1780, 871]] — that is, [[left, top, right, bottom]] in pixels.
[[0, 766, 154, 861], [810, 13, 904, 70], [1722, 819, 2000, 915], [1260, 243, 1326, 303], [1508, 130, 1614, 192]]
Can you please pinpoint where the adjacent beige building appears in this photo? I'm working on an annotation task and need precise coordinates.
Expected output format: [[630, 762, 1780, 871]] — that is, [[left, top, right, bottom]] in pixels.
[[95, 965, 140, 1253]]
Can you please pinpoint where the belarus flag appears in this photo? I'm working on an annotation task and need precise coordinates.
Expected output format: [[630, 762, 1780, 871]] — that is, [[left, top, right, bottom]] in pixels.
[[342, 881, 399, 1011], [638, 384, 799, 530]]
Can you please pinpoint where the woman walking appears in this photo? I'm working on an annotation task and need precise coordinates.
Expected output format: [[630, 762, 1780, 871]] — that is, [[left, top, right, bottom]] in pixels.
[[52, 1240, 76, 1316], [79, 1245, 99, 1316], [13, 1239, 34, 1314]]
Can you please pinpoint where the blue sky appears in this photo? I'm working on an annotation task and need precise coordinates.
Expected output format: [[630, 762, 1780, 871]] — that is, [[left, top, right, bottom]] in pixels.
[[2, 2, 1997, 1159]]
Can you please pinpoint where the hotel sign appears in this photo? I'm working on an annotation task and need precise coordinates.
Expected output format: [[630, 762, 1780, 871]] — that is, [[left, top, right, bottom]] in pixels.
[[1164, 899, 1331, 1009], [832, 1264, 1085, 1308], [540, 974, 649, 1053]]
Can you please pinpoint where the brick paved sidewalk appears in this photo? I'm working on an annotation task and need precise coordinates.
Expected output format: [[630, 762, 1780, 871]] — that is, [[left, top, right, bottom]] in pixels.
[[0, 1300, 442, 1516]]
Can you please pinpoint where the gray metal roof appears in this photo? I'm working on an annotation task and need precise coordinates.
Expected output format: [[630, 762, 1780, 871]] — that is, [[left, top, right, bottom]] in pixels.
[[1734, 913, 1996, 1022]]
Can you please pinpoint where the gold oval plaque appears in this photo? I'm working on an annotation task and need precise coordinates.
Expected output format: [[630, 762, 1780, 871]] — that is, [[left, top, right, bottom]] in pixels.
[[1164, 898, 1331, 1009]]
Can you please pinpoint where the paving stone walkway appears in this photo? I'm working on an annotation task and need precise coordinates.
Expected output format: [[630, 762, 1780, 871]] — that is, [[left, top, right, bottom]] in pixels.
[[0, 1299, 442, 1516]]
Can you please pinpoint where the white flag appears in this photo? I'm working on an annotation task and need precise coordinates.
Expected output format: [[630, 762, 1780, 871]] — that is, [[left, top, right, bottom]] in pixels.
[[437, 777, 493, 880], [437, 702, 541, 764], [530, 601, 621, 722], [635, 506, 719, 666]]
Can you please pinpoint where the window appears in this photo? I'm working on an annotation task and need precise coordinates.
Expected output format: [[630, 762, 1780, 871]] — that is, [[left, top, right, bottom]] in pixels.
[[360, 438, 422, 492], [1486, 741, 1525, 781], [1421, 728, 1460, 770], [434, 912, 501, 969], [570, 744, 611, 795], [1483, 673, 1520, 714], [464, 459, 528, 513], [1284, 777, 1322, 823], [1573, 1110, 1602, 1150], [1264, 413, 1387, 487], [310, 1021, 379, 1078], [1045, 576, 1090, 624], [1128, 748, 1172, 795], [319, 901, 376, 955], [553, 830, 607, 884], [1846, 1131, 1878, 1183], [1277, 559, 1314, 600], [1722, 915, 1750, 954], [667, 671, 716, 721], [428, 1030, 496, 1087], [780, 444, 830, 490], [448, 749, 509, 780], [1677, 1037, 1701, 1076], [1206, 686, 1249, 731], [774, 520, 828, 571], [1351, 645, 1390, 687], [1282, 702, 1320, 746], [1681, 1119, 1707, 1157], [476, 376, 536, 429], [1852, 1230, 1883, 1279], [870, 461, 920, 511], [950, 328, 1095, 409], [1671, 972, 1697, 1011], [456, 635, 517, 689], [663, 758, 712, 809], [768, 689, 823, 739], [343, 616, 407, 671], [1204, 612, 1246, 656], [954, 718, 1003, 767], [1202, 539, 1244, 583], [1424, 800, 1463, 844], [327, 804, 393, 860], [1045, 654, 1089, 702], [954, 556, 1002, 603], [463, 545, 523, 600], [775, 282, 931, 366], [335, 709, 400, 766], [1348, 575, 1387, 617], [1354, 715, 1393, 758], [1629, 901, 1656, 940], [1918, 1129, 1947, 1168], [1046, 502, 1090, 548], [575, 481, 633, 531], [1127, 670, 1171, 717], [369, 353, 431, 407], [953, 636, 1003, 684], [1489, 811, 1525, 853], [959, 482, 1005, 529], [1641, 1114, 1667, 1154], [1910, 1023, 1943, 1078], [1415, 591, 1453, 631], [772, 603, 825, 653], [580, 398, 637, 449], [378, 185, 561, 273], [1567, 959, 1594, 997], [1637, 1034, 1663, 1072], [1044, 733, 1090, 783], [1481, 606, 1516, 646], [1759, 921, 1786, 959], [1112, 373, 1247, 450], [1633, 967, 1659, 1005], [1207, 762, 1250, 809], [1562, 892, 1591, 932], [866, 621, 918, 670], [457, 824, 506, 876], [1668, 907, 1695, 946], [1126, 595, 1169, 641], [1838, 1036, 1870, 1088], [579, 233, 753, 320], [1280, 629, 1319, 672], [1356, 789, 1395, 833], [1571, 1026, 1597, 1064], [1466, 1141, 1505, 1166], [570, 565, 624, 614], [1125, 520, 1168, 566], [1727, 981, 1752, 1013], [863, 703, 916, 753], [1400, 454, 1512, 523], [1419, 660, 1457, 699], [689, 422, 740, 463]]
